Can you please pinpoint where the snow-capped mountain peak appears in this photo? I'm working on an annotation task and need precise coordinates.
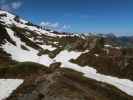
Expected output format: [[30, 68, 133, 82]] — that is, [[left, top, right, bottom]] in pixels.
[[0, 10, 68, 37]]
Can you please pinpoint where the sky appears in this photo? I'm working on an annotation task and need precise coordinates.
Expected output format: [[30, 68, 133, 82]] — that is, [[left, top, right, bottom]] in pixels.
[[0, 0, 133, 36]]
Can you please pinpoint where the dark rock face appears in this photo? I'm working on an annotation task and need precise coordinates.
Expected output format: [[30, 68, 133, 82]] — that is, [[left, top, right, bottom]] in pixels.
[[71, 37, 104, 51], [46, 62, 61, 73], [11, 26, 42, 50], [72, 47, 133, 81], [8, 68, 133, 100], [0, 24, 16, 45]]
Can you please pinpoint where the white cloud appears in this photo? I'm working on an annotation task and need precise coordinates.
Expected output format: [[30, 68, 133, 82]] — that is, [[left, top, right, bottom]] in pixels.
[[62, 25, 71, 29], [40, 22, 59, 29], [40, 21, 71, 31], [0, 0, 22, 11], [11, 2, 22, 9]]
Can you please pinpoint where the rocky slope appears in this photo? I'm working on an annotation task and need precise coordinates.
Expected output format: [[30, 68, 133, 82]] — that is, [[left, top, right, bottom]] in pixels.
[[7, 65, 133, 100]]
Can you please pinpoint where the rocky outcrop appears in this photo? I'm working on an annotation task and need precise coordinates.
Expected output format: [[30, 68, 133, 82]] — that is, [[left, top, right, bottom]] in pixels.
[[8, 67, 133, 100], [0, 24, 16, 45]]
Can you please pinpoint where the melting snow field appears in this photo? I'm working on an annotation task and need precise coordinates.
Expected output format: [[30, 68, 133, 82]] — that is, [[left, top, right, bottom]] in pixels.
[[0, 79, 24, 100], [2, 9, 133, 98], [2, 28, 53, 66], [3, 40, 133, 97], [3, 33, 133, 97], [2, 28, 133, 97], [54, 50, 133, 96]]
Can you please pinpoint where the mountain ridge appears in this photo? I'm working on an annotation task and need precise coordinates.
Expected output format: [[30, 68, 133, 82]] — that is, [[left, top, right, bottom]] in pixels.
[[0, 10, 133, 100]]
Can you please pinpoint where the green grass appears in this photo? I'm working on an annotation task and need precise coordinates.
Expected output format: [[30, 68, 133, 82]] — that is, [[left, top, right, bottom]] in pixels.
[[60, 68, 132, 100], [0, 62, 47, 75]]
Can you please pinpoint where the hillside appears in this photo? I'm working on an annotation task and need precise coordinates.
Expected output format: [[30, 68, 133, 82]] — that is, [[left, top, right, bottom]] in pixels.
[[0, 10, 133, 100]]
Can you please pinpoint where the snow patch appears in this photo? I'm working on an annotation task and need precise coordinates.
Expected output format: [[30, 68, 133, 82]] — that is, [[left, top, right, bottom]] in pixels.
[[94, 54, 99, 57], [2, 41, 53, 66], [104, 44, 112, 48], [40, 45, 56, 51], [3, 28, 53, 66], [54, 50, 133, 96], [0, 79, 23, 100], [54, 50, 82, 62]]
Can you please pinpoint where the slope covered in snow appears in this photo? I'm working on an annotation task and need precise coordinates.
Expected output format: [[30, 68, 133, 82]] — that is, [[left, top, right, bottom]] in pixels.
[[0, 10, 133, 99], [54, 50, 133, 96], [0, 10, 68, 38]]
